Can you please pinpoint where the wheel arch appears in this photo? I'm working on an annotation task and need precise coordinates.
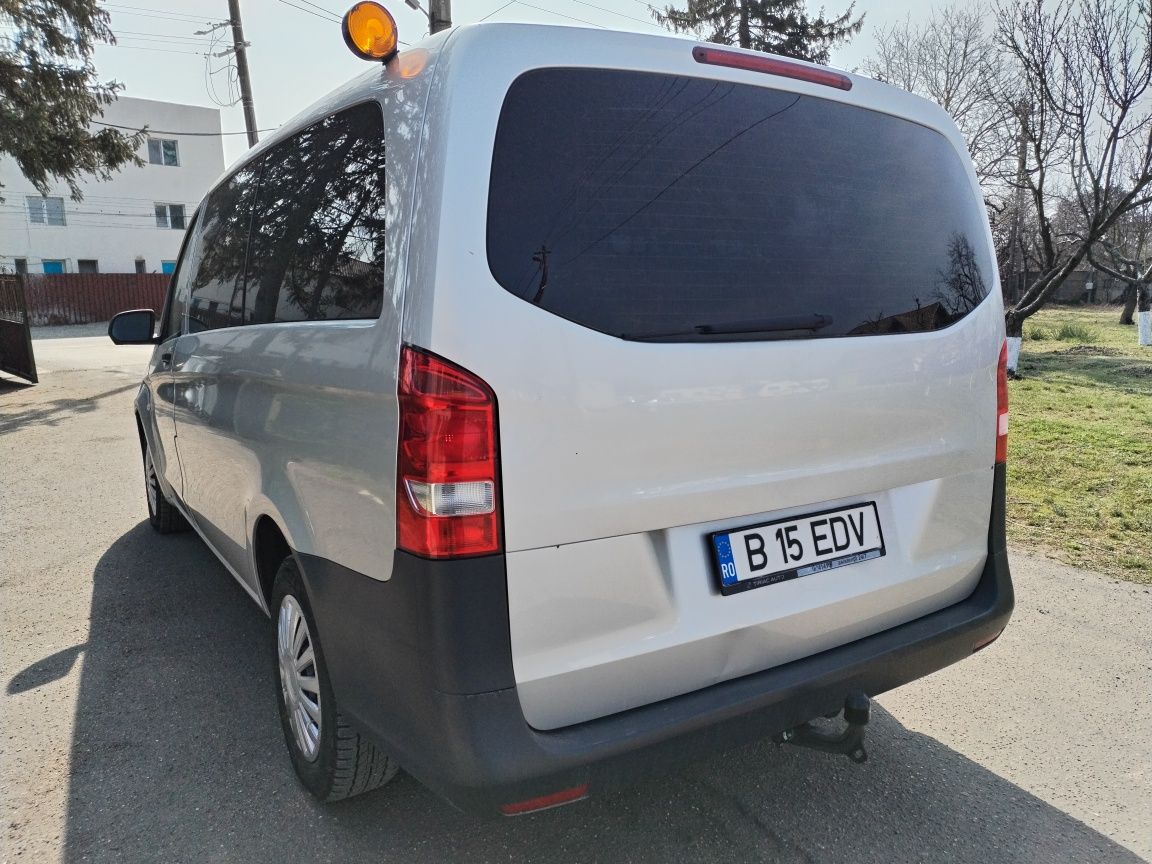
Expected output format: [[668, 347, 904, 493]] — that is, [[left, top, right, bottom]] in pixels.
[[252, 513, 295, 612], [134, 411, 147, 453]]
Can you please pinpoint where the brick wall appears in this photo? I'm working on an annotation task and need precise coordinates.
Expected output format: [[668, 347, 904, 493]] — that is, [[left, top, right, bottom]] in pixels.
[[21, 273, 170, 326]]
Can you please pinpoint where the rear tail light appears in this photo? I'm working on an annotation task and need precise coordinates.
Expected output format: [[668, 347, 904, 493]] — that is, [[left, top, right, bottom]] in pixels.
[[396, 345, 501, 558], [996, 340, 1009, 464], [692, 45, 853, 91]]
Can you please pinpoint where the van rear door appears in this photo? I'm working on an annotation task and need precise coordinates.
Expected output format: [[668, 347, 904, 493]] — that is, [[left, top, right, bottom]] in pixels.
[[415, 31, 1004, 730]]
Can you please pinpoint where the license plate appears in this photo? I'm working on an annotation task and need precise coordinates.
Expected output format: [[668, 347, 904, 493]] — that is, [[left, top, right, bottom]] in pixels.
[[710, 502, 885, 595]]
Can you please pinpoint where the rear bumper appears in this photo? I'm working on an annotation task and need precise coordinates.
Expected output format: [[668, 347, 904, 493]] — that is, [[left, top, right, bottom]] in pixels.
[[298, 465, 1013, 816]]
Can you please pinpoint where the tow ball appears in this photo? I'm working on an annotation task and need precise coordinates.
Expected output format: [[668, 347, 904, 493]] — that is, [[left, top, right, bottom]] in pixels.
[[774, 692, 871, 764]]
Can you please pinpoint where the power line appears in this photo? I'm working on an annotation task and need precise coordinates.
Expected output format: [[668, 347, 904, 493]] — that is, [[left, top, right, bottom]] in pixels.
[[566, 0, 664, 28], [508, 2, 606, 28], [40, 193, 194, 204], [101, 3, 211, 23], [113, 38, 210, 49], [271, 0, 410, 44], [203, 26, 233, 107], [101, 8, 214, 24], [114, 29, 213, 42], [273, 0, 339, 23], [0, 204, 196, 218], [479, 1, 516, 21], [102, 43, 206, 55], [92, 120, 278, 135], [560, 95, 801, 266], [292, 0, 343, 19]]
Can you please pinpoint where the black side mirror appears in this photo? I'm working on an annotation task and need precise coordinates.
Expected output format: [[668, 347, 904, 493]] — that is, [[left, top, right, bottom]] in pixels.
[[108, 309, 159, 345]]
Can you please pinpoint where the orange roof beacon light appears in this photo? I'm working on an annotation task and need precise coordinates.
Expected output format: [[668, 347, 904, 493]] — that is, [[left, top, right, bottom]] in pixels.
[[342, 2, 400, 63]]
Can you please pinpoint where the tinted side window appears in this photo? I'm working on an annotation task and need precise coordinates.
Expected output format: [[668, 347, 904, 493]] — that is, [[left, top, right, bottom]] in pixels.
[[185, 163, 260, 333], [487, 69, 995, 341], [244, 102, 386, 324], [163, 211, 199, 340]]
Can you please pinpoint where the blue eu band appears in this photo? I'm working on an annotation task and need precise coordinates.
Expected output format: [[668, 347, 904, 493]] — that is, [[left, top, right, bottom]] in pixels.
[[713, 534, 737, 585]]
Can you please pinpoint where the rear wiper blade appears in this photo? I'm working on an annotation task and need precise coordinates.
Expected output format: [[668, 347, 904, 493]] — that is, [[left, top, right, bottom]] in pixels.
[[622, 313, 833, 341]]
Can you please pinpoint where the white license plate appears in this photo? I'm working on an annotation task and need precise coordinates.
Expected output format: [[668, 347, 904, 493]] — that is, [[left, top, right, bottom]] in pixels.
[[710, 502, 885, 595]]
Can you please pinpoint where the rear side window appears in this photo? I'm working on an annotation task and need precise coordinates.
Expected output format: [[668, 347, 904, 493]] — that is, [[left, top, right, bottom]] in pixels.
[[244, 101, 386, 324], [185, 163, 259, 333], [163, 211, 199, 339], [487, 69, 994, 341]]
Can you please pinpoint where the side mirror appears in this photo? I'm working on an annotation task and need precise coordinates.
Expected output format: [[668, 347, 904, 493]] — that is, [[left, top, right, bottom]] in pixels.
[[108, 309, 159, 345]]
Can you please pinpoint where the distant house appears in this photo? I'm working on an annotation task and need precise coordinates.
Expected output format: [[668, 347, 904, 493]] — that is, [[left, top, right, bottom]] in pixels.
[[848, 301, 953, 336], [0, 96, 225, 275], [1005, 265, 1127, 305], [1050, 266, 1127, 304]]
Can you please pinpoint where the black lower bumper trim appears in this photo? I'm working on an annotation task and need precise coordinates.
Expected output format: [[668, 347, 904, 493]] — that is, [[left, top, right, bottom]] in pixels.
[[297, 464, 1013, 815]]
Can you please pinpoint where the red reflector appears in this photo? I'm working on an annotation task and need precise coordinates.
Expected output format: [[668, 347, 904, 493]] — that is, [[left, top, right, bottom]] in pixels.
[[499, 784, 589, 815], [692, 45, 852, 91], [973, 629, 1003, 653], [396, 345, 501, 558], [996, 340, 1009, 464]]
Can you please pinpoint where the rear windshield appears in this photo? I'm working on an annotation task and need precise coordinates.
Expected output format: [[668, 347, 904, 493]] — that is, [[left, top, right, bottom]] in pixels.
[[486, 68, 994, 341]]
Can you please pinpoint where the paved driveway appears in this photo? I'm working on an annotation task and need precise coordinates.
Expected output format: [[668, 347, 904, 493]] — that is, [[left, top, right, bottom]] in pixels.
[[2, 336, 1149, 863]]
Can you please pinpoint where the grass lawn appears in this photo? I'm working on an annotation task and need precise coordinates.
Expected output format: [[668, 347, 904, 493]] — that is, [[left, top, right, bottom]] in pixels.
[[1011, 305, 1152, 583]]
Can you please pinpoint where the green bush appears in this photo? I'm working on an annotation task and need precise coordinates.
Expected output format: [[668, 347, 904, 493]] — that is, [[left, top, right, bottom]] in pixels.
[[1027, 326, 1050, 341]]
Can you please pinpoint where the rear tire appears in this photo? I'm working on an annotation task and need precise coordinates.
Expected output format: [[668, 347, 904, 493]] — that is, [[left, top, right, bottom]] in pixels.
[[272, 557, 399, 801], [144, 445, 188, 533]]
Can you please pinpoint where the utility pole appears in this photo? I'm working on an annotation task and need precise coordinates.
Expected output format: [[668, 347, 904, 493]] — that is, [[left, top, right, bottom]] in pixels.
[[227, 0, 259, 147], [428, 0, 452, 34]]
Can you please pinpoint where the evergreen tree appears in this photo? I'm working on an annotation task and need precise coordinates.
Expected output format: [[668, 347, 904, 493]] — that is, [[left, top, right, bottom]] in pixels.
[[653, 0, 864, 65], [0, 0, 143, 202]]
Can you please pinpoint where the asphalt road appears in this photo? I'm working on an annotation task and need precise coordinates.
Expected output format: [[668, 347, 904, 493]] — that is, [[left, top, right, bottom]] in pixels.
[[2, 336, 1150, 863]]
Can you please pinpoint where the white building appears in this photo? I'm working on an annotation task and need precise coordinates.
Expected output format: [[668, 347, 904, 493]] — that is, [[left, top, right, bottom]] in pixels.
[[0, 96, 225, 275]]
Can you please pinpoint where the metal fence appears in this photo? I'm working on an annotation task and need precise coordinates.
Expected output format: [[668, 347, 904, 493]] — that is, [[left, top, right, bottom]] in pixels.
[[0, 275, 38, 383], [20, 273, 170, 326]]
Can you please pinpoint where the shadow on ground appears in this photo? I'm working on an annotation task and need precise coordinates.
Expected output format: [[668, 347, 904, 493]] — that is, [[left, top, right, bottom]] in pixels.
[[0, 377, 35, 394], [0, 379, 137, 436], [1018, 350, 1152, 393], [33, 523, 1141, 863]]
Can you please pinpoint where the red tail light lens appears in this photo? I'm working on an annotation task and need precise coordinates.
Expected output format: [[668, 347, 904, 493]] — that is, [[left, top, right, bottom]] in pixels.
[[692, 45, 853, 91], [996, 340, 1009, 465], [396, 345, 501, 558]]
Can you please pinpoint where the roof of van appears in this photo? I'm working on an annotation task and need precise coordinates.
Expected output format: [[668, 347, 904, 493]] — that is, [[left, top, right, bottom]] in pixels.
[[227, 21, 964, 180]]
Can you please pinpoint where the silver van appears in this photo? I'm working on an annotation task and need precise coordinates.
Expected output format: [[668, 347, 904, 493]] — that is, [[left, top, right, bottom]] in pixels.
[[110, 20, 1013, 815]]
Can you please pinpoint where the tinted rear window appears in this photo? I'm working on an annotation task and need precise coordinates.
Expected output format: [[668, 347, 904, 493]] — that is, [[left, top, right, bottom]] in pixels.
[[487, 69, 993, 341], [245, 101, 386, 325]]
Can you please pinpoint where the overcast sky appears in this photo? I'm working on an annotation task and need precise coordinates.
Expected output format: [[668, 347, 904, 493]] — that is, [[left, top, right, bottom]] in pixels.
[[92, 0, 977, 165]]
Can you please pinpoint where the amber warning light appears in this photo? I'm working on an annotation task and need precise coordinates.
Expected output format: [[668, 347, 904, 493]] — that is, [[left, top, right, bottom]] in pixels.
[[342, 1, 400, 62]]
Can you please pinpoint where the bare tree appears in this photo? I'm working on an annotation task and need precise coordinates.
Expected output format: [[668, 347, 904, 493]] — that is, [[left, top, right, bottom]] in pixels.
[[1087, 197, 1152, 325], [860, 4, 1036, 307], [995, 0, 1152, 355], [863, 4, 1012, 188]]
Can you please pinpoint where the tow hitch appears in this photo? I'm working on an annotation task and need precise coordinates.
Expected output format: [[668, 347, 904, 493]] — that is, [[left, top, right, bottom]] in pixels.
[[775, 692, 871, 764]]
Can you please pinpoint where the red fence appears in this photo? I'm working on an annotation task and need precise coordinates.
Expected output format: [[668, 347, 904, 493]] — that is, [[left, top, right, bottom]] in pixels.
[[20, 273, 170, 326]]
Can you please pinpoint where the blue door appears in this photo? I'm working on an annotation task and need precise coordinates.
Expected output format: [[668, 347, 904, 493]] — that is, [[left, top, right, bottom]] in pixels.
[[161, 261, 176, 275], [42, 260, 64, 274]]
